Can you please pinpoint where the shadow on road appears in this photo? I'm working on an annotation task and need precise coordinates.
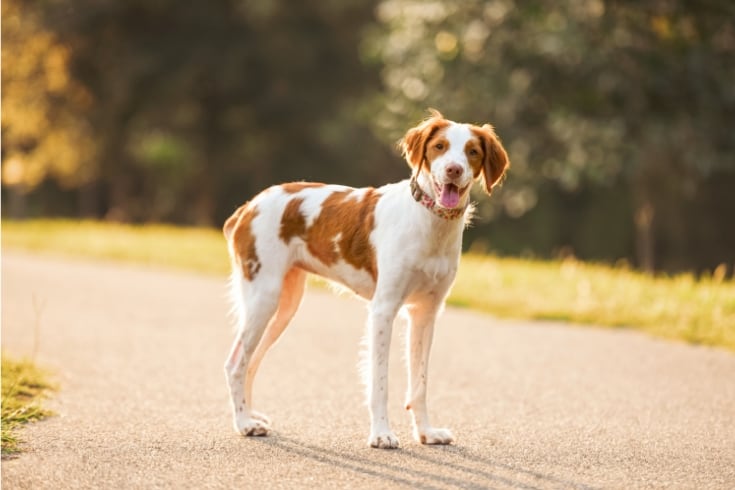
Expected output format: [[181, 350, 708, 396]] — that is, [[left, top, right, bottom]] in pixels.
[[254, 435, 596, 489]]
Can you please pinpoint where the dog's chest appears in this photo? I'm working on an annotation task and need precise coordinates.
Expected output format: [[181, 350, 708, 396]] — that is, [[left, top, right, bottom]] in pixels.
[[398, 224, 462, 288], [417, 255, 457, 283], [408, 234, 461, 287]]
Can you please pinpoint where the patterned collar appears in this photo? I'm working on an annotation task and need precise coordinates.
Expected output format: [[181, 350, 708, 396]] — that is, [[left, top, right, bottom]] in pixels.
[[410, 176, 468, 220]]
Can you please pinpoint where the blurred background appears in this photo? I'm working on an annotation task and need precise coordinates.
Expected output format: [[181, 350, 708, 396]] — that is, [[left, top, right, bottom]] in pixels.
[[2, 0, 734, 275]]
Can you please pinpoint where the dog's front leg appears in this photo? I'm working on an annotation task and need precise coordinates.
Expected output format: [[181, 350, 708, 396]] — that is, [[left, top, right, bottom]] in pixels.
[[365, 300, 402, 449], [405, 301, 454, 445]]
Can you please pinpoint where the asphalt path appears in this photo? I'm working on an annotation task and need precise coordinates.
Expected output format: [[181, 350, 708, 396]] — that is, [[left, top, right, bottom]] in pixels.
[[2, 252, 734, 489]]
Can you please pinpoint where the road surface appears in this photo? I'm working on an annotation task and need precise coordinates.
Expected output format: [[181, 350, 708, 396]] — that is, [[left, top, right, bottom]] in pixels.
[[2, 252, 734, 489]]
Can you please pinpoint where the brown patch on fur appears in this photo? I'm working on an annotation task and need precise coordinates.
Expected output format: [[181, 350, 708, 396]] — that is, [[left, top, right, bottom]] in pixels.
[[279, 197, 307, 244], [470, 124, 510, 194], [400, 109, 451, 173], [305, 190, 348, 266], [281, 182, 326, 194], [425, 134, 450, 163], [223, 204, 247, 241], [464, 137, 485, 178], [275, 188, 380, 279], [285, 189, 380, 280], [225, 203, 261, 280]]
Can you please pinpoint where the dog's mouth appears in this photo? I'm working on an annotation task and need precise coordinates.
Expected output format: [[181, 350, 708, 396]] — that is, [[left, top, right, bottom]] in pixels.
[[432, 180, 469, 209]]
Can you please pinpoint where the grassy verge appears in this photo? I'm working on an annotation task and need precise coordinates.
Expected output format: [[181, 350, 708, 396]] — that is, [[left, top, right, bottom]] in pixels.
[[3, 219, 228, 275], [451, 255, 734, 350], [3, 219, 734, 350], [1, 355, 55, 457]]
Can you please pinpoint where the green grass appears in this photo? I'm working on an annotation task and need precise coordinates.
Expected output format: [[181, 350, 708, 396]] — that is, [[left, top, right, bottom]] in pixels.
[[3, 219, 229, 275], [1, 355, 55, 456], [451, 255, 735, 350], [3, 219, 734, 351]]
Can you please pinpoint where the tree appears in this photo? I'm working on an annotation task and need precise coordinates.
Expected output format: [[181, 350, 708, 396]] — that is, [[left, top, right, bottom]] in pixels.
[[3, 0, 391, 224], [1, 0, 96, 215], [364, 0, 735, 271]]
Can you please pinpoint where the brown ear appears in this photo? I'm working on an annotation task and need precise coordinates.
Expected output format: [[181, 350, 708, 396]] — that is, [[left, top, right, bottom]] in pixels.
[[473, 124, 510, 194], [400, 109, 448, 172]]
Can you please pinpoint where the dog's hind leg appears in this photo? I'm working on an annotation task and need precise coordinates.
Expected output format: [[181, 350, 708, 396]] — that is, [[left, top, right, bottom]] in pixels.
[[245, 267, 307, 425], [224, 273, 283, 436]]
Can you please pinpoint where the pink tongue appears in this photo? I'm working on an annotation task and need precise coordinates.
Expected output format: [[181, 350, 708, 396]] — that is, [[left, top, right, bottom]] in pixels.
[[439, 184, 460, 208]]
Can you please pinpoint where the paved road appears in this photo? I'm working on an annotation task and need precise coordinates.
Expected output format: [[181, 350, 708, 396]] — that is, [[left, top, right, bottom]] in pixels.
[[2, 252, 734, 489]]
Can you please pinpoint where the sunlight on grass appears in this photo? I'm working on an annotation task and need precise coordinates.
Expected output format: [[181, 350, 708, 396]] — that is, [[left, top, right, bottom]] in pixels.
[[1, 355, 55, 456], [451, 255, 735, 350], [3, 219, 734, 351], [3, 219, 229, 275]]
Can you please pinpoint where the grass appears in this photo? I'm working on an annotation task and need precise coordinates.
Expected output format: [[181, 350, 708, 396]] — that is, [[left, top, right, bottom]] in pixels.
[[3, 219, 734, 351], [1, 355, 55, 456], [3, 219, 229, 275], [451, 255, 735, 350]]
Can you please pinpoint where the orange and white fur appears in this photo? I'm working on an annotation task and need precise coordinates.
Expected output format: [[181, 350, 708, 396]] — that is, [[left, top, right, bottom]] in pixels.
[[223, 110, 509, 448]]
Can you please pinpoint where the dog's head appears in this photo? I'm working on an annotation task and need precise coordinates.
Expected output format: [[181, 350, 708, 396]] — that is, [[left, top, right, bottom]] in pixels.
[[400, 109, 510, 208]]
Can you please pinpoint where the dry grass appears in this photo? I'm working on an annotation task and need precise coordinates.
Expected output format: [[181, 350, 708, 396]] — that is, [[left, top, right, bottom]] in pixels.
[[3, 219, 228, 275], [1, 355, 55, 456], [452, 255, 735, 350]]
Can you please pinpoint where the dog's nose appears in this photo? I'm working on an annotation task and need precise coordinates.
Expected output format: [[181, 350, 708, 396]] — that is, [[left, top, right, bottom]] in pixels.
[[445, 164, 464, 179]]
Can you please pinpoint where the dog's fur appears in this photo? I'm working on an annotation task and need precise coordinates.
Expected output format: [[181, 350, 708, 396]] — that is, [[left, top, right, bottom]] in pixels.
[[223, 110, 509, 448]]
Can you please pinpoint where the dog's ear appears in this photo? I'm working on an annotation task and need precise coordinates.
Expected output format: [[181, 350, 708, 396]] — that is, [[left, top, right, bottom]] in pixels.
[[472, 124, 510, 195], [400, 109, 448, 172]]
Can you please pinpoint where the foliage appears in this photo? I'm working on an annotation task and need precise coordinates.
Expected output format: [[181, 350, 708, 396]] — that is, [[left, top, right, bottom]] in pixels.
[[365, 0, 735, 185], [1, 1, 96, 190], [1, 355, 55, 456], [2, 0, 734, 273], [1, 0, 393, 224], [363, 0, 735, 270], [4, 220, 733, 351]]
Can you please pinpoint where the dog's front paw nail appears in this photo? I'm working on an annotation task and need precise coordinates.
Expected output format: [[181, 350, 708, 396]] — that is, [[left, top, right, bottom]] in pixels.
[[418, 427, 454, 445], [236, 418, 271, 437], [368, 432, 400, 449]]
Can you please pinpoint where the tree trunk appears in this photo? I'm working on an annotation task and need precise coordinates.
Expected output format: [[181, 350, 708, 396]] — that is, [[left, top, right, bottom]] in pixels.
[[5, 186, 28, 219], [77, 181, 101, 218], [634, 200, 655, 274]]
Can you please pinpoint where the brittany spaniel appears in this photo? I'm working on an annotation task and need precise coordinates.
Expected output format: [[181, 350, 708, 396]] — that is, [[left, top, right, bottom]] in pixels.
[[223, 110, 509, 448]]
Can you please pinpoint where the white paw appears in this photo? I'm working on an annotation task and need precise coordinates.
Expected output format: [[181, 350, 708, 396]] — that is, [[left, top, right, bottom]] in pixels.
[[250, 410, 272, 426], [368, 431, 400, 449], [235, 417, 271, 437], [416, 427, 454, 445]]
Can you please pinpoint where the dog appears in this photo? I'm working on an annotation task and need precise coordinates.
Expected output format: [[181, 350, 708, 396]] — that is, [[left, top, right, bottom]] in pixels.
[[223, 110, 509, 448]]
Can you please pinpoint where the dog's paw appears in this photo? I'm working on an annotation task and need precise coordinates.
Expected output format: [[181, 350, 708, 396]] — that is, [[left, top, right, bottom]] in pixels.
[[416, 427, 454, 445], [235, 417, 271, 437], [250, 410, 272, 426], [368, 431, 400, 449]]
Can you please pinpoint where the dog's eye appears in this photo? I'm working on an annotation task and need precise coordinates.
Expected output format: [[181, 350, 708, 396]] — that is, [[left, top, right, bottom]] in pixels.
[[468, 149, 479, 157], [434, 143, 444, 150]]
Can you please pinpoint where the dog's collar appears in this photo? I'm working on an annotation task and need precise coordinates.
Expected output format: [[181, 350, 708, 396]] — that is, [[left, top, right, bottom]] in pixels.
[[410, 176, 468, 220]]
